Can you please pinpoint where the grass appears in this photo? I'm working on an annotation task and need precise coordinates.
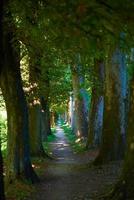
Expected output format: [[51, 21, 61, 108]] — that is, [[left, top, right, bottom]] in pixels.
[[47, 127, 57, 142], [61, 123, 86, 153], [43, 127, 57, 155]]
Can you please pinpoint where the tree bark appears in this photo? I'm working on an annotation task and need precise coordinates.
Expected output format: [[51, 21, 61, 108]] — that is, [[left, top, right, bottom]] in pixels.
[[71, 66, 88, 137], [69, 95, 75, 130], [121, 77, 134, 199], [87, 60, 104, 148], [28, 55, 45, 157], [0, 24, 38, 183], [50, 111, 55, 128], [40, 97, 51, 139], [0, 141, 5, 200], [94, 48, 127, 164], [105, 77, 134, 200], [29, 104, 45, 157], [66, 100, 70, 125], [0, 1, 6, 199]]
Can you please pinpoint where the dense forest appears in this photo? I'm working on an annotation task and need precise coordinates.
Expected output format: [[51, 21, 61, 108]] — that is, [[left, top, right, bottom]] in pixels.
[[0, 0, 134, 200]]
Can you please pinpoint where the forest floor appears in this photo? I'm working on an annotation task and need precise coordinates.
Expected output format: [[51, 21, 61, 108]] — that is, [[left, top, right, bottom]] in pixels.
[[29, 126, 122, 200]]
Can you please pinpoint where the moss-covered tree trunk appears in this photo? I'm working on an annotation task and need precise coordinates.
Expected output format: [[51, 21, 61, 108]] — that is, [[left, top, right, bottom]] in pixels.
[[94, 48, 127, 164], [71, 66, 88, 137], [0, 26, 38, 183], [87, 60, 104, 148]]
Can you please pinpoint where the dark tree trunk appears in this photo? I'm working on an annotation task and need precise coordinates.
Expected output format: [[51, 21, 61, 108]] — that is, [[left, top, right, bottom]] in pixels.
[[121, 77, 134, 199], [40, 97, 51, 139], [28, 55, 45, 157], [40, 69, 51, 137], [0, 141, 5, 200], [29, 104, 45, 157], [0, 0, 5, 199], [87, 92, 104, 147], [87, 60, 104, 148], [0, 23, 38, 183], [94, 48, 127, 164], [105, 78, 134, 200]]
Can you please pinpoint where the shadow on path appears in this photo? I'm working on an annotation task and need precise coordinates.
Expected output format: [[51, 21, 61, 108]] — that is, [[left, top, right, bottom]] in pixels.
[[30, 126, 121, 200]]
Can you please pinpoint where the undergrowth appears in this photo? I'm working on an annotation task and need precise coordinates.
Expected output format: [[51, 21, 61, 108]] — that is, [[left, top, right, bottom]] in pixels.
[[0, 113, 7, 157], [61, 123, 86, 153], [6, 180, 35, 200], [43, 127, 57, 155]]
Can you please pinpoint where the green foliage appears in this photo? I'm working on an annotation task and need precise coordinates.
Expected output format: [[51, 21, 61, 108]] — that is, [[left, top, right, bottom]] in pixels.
[[0, 95, 7, 155], [20, 43, 30, 88], [47, 134, 56, 144], [43, 128, 57, 155], [7, 0, 134, 118], [0, 117, 7, 152], [127, 63, 134, 80]]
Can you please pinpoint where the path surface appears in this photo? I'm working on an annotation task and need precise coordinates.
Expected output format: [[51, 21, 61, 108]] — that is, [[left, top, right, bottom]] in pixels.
[[31, 126, 121, 200]]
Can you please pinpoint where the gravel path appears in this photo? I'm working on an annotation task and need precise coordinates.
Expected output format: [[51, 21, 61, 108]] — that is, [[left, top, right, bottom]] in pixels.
[[30, 126, 122, 200]]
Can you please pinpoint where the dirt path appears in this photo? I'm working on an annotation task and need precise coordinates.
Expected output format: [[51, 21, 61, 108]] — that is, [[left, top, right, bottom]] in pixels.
[[31, 126, 122, 200]]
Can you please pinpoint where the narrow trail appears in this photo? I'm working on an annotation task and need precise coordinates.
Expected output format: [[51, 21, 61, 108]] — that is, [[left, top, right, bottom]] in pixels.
[[31, 126, 121, 200]]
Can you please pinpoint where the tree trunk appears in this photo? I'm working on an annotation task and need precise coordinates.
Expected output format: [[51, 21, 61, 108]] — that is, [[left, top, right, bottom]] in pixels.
[[87, 93, 104, 147], [87, 60, 104, 148], [40, 97, 51, 139], [29, 104, 45, 157], [0, 0, 5, 198], [28, 55, 45, 157], [66, 100, 70, 125], [0, 26, 38, 183], [50, 111, 55, 128], [121, 77, 134, 199], [69, 95, 75, 130], [0, 141, 5, 200], [106, 78, 134, 200], [71, 66, 88, 137], [94, 48, 127, 164]]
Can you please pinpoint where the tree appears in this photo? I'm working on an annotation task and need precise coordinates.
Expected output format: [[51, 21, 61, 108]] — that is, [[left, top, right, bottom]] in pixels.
[[106, 58, 134, 200], [0, 0, 5, 199], [71, 64, 88, 137], [0, 139, 5, 200], [0, 9, 38, 183], [87, 59, 104, 148], [94, 46, 128, 164], [28, 51, 46, 156], [0, 142, 5, 200]]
